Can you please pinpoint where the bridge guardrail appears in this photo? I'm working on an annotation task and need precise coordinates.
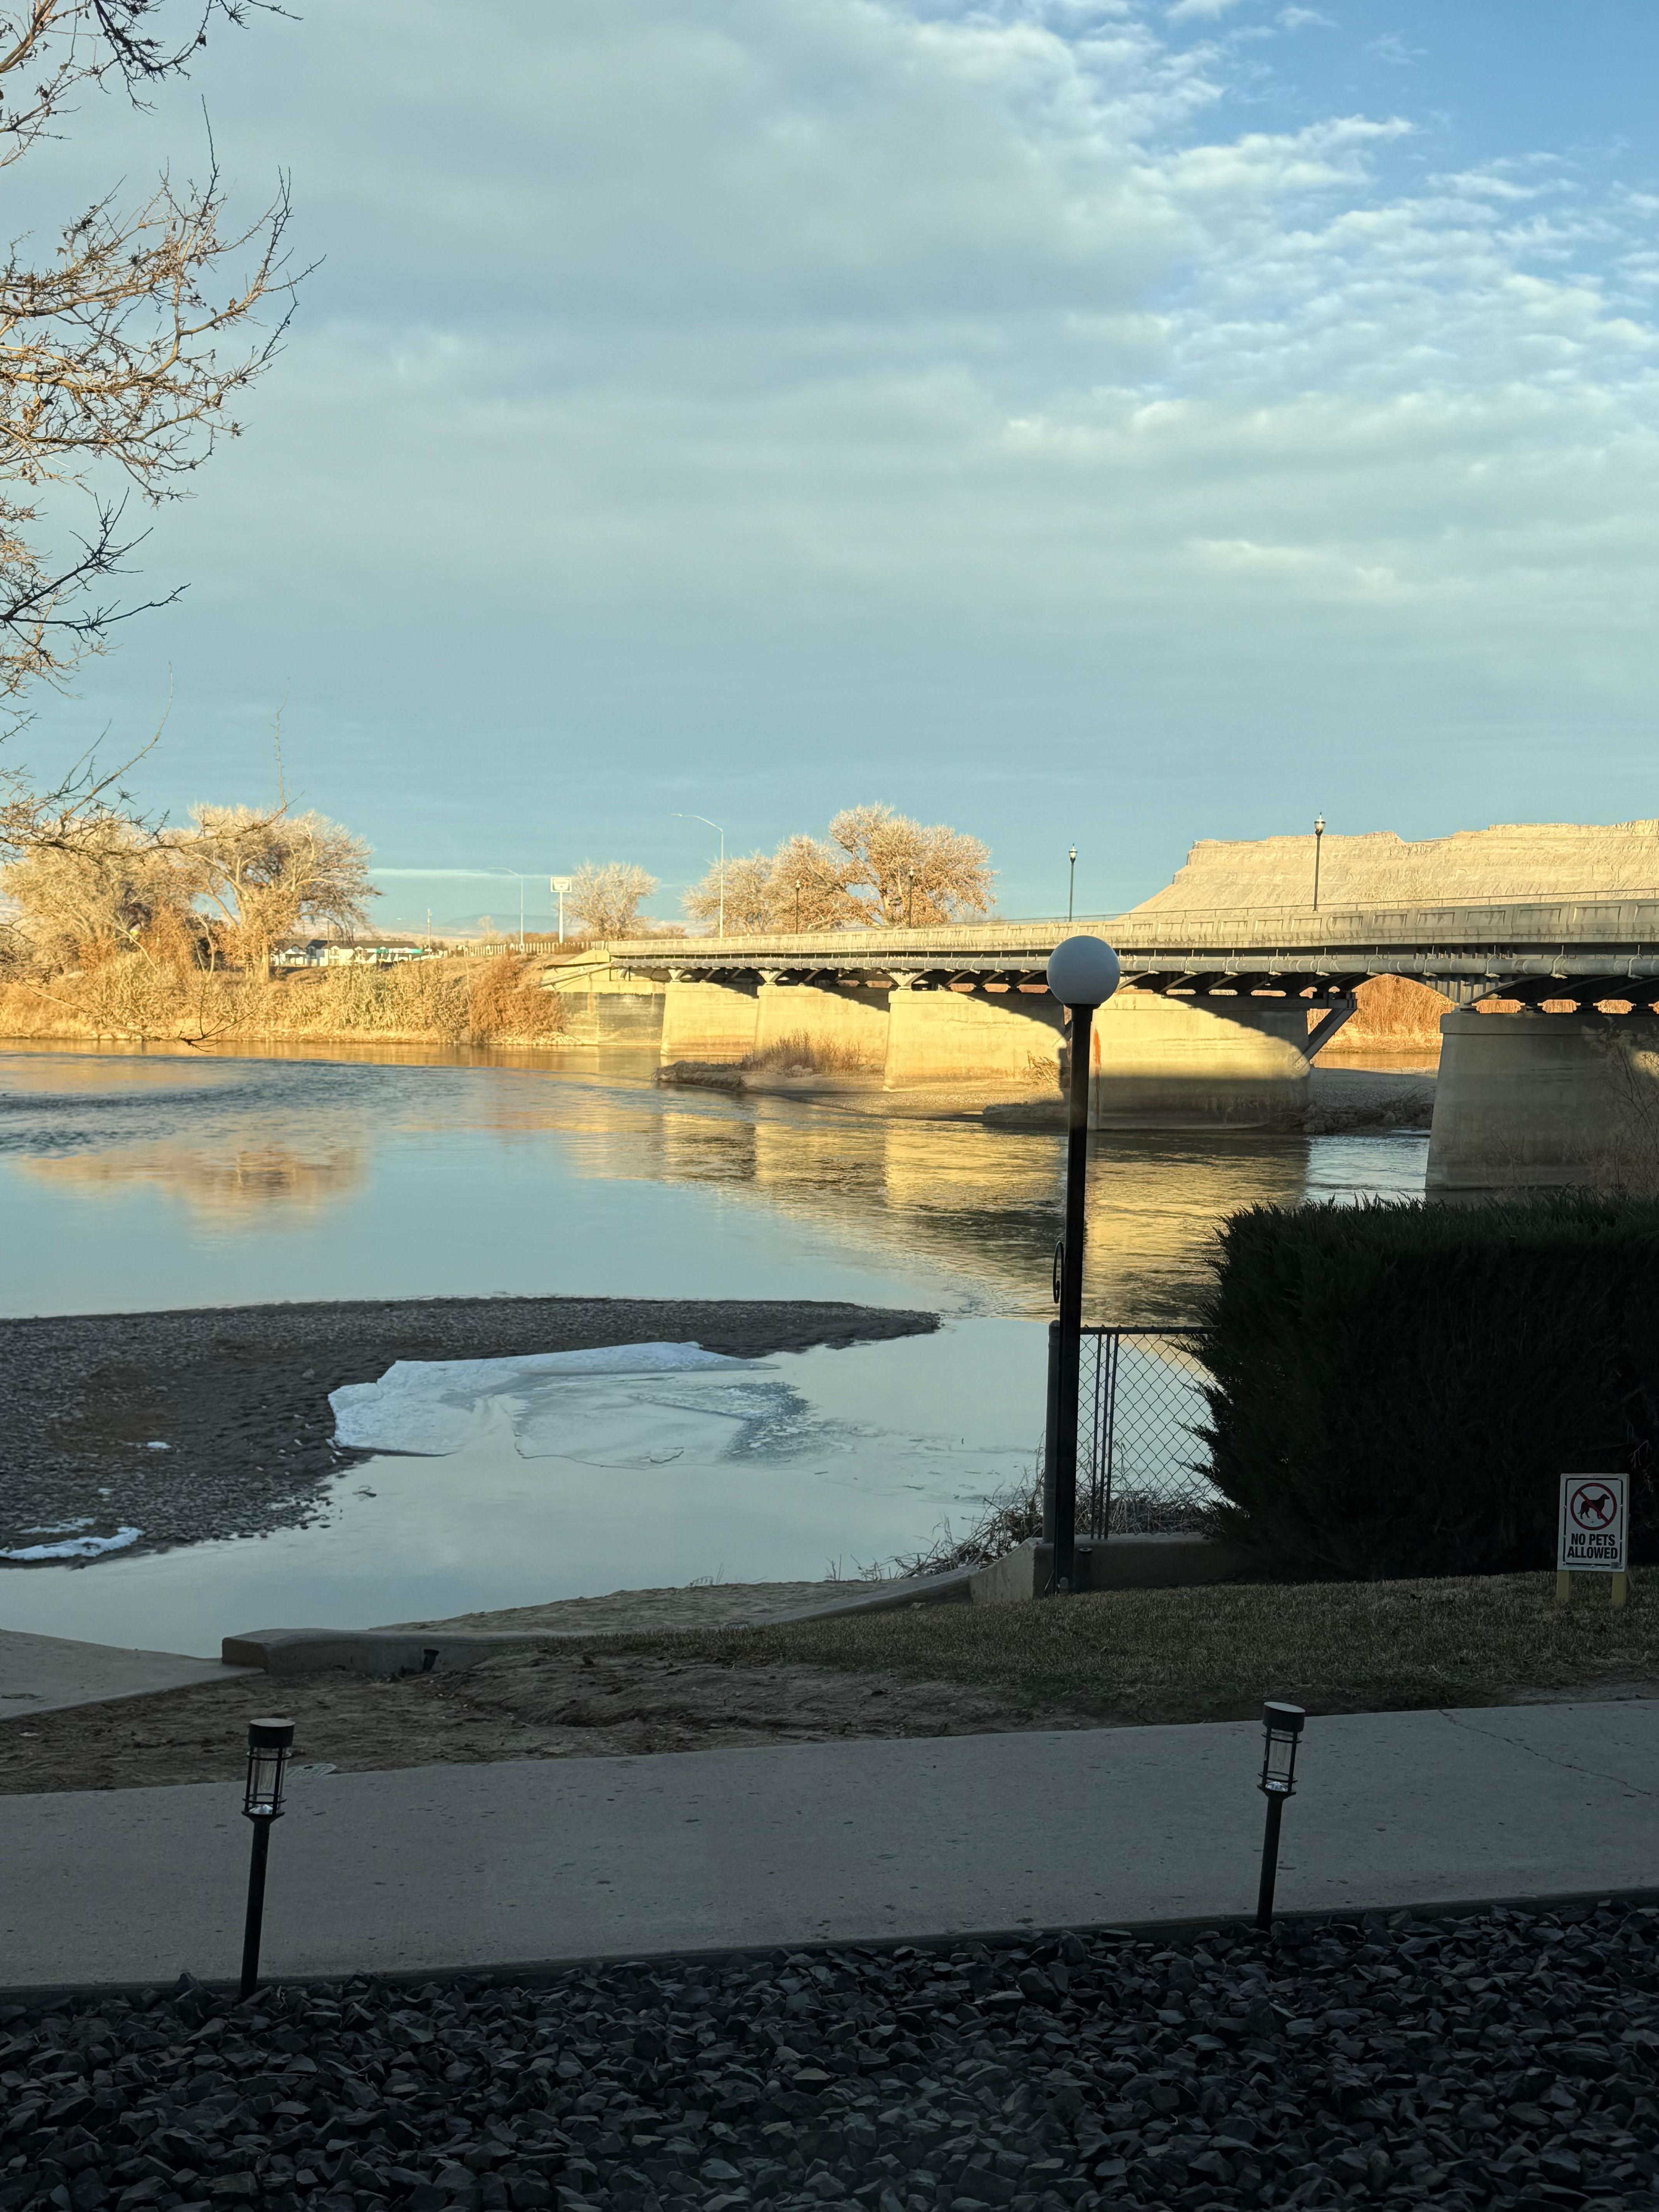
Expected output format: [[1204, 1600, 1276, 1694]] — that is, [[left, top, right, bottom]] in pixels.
[[601, 892, 1659, 966]]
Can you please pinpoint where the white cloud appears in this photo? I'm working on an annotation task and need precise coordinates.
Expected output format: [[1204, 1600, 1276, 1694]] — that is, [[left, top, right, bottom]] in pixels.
[[1168, 0, 1249, 19], [26, 0, 1659, 906]]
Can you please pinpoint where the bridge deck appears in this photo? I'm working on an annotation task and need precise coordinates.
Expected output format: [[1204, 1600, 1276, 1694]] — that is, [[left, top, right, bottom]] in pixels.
[[599, 895, 1659, 1003]]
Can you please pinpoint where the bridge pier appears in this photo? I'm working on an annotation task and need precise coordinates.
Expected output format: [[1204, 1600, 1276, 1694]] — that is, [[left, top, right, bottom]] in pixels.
[[883, 982, 1061, 1088], [1090, 992, 1312, 1129], [1428, 1008, 1659, 1190], [659, 974, 758, 1064], [754, 977, 890, 1070]]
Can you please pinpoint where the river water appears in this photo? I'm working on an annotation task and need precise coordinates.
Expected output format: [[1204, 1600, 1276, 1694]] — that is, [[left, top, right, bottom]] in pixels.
[[0, 1041, 1429, 1648]]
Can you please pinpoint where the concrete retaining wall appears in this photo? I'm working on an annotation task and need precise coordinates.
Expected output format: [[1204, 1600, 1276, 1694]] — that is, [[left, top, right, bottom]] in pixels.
[[1428, 1007, 1659, 1190]]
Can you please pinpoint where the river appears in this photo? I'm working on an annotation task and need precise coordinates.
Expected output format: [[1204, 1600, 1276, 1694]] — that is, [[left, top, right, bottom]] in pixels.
[[0, 1040, 1429, 1649]]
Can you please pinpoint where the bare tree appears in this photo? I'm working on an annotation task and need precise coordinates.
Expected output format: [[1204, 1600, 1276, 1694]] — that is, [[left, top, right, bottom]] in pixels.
[[684, 851, 774, 935], [188, 805, 375, 972], [825, 805, 993, 927], [0, 0, 297, 706], [568, 860, 657, 939], [766, 833, 849, 933], [0, 805, 197, 965]]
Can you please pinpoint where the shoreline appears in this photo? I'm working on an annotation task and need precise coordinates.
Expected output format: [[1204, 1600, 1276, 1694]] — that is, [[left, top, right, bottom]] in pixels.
[[0, 1295, 938, 1565]]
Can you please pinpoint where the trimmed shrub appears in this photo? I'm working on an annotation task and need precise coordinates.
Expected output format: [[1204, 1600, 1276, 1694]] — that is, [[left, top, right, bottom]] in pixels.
[[1195, 1195, 1659, 1578]]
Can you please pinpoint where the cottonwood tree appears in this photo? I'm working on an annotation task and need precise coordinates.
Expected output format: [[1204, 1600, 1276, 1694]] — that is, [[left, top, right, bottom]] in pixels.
[[567, 860, 657, 939], [0, 0, 295, 710], [684, 851, 775, 936], [825, 804, 993, 927], [679, 807, 994, 934], [0, 807, 197, 966], [188, 805, 375, 971]]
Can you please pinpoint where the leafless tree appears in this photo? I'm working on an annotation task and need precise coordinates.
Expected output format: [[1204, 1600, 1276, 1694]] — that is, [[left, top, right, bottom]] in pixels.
[[825, 804, 993, 927], [0, 804, 197, 965], [0, 0, 298, 706], [567, 860, 657, 939], [766, 833, 850, 932], [188, 804, 375, 971], [684, 851, 774, 935]]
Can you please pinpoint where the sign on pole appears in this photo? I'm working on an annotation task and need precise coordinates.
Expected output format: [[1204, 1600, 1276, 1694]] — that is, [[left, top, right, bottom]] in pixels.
[[1556, 1474, 1629, 1606]]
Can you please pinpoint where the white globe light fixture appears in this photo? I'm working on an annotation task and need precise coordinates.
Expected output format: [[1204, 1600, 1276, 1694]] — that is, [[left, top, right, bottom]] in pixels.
[[1046, 935, 1120, 1009], [1042, 933, 1121, 1599]]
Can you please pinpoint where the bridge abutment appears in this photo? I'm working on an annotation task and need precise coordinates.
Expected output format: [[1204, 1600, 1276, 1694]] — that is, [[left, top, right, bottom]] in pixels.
[[1089, 992, 1311, 1129], [1428, 1008, 1659, 1190]]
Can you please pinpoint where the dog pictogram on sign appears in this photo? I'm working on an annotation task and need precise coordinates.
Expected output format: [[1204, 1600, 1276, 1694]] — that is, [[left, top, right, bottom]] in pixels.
[[1558, 1474, 1628, 1573]]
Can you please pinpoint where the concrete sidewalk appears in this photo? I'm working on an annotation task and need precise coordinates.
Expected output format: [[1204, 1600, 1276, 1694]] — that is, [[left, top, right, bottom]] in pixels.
[[0, 1628, 252, 1719], [2, 1698, 1653, 1994]]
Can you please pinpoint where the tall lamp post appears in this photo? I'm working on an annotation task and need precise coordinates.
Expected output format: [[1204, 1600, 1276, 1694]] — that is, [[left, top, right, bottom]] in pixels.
[[1312, 817, 1326, 912], [677, 813, 726, 939], [488, 869, 534, 951], [1042, 934, 1121, 1597], [1067, 845, 1077, 922]]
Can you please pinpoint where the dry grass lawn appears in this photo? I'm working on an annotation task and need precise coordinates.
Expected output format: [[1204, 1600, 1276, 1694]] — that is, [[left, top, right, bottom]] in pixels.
[[608, 1570, 1659, 1722]]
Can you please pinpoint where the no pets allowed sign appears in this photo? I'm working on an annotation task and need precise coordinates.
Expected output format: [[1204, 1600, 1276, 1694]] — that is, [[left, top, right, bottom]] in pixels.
[[1557, 1474, 1628, 1575]]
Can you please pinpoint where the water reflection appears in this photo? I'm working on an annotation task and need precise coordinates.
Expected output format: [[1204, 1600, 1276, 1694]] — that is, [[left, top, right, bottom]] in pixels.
[[0, 1043, 1427, 1321], [22, 1142, 368, 1220]]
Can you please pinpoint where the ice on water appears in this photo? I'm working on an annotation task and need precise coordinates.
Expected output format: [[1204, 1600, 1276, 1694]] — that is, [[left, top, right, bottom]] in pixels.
[[329, 1339, 1021, 1494]]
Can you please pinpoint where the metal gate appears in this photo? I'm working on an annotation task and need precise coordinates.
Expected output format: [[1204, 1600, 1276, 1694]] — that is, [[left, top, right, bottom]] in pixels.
[[1077, 1328, 1216, 1536]]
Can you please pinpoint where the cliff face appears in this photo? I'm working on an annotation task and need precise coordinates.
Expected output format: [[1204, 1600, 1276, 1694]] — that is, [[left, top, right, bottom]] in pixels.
[[1131, 821, 1659, 915]]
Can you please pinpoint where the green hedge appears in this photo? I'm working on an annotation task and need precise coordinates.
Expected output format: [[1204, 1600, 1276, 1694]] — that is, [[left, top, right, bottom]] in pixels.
[[1194, 1195, 1659, 1579]]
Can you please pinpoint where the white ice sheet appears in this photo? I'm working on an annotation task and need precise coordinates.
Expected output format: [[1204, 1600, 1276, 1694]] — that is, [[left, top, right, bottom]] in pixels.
[[329, 1341, 779, 1461]]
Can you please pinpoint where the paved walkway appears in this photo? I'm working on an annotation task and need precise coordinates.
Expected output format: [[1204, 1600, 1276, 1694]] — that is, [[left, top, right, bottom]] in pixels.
[[3, 1698, 1654, 1993], [0, 1629, 252, 1719]]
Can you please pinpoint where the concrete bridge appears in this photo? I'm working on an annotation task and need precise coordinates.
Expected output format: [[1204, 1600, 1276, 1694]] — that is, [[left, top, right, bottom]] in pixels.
[[560, 895, 1659, 1191]]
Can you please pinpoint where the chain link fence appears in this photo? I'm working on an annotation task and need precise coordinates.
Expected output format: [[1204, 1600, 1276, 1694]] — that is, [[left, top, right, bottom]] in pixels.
[[1079, 1328, 1218, 1535]]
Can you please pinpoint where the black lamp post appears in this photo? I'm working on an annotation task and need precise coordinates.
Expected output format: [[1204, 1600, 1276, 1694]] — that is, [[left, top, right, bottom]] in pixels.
[[240, 1716, 294, 2001], [1042, 934, 1121, 1597], [1255, 1700, 1305, 1931], [1312, 817, 1325, 912], [1067, 845, 1077, 923]]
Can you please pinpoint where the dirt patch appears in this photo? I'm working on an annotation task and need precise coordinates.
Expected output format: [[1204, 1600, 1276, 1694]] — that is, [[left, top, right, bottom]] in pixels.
[[0, 1295, 936, 1562], [0, 1645, 1094, 1795]]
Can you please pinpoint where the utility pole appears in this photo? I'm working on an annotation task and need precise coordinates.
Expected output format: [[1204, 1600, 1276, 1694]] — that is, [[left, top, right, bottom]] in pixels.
[[1312, 817, 1326, 912]]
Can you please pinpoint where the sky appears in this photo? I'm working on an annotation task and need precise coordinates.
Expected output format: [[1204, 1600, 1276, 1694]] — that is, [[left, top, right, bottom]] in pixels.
[[12, 0, 1659, 928]]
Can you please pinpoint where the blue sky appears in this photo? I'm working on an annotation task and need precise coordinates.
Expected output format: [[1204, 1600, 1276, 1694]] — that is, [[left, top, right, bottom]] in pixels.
[[14, 0, 1659, 927]]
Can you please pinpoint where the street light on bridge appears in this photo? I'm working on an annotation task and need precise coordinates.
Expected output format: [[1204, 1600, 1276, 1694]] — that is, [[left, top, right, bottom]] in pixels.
[[1042, 934, 1121, 1597], [1312, 816, 1326, 912]]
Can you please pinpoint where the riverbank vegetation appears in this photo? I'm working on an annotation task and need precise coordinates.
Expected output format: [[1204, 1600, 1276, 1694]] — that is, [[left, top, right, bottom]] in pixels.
[[0, 949, 567, 1046]]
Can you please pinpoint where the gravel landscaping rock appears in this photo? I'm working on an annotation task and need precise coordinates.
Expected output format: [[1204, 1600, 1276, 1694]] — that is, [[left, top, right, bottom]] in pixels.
[[0, 1298, 935, 1563], [3, 1899, 1657, 2210]]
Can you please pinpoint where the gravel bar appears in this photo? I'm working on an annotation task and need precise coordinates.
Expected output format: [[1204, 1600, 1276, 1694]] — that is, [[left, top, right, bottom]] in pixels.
[[0, 1298, 936, 1562], [5, 1900, 1658, 2211]]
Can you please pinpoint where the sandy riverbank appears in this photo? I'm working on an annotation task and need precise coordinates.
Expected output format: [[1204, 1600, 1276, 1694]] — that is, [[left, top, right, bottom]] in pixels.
[[0, 1296, 937, 1563]]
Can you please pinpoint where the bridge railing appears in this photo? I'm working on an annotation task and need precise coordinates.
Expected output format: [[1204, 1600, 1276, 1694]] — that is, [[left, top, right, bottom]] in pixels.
[[1077, 1327, 1218, 1537], [602, 891, 1659, 964]]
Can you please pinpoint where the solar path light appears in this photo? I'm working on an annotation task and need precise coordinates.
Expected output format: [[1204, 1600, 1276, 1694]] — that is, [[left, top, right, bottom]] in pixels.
[[240, 1716, 294, 2000], [1042, 934, 1121, 1596], [1255, 1700, 1305, 1931]]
